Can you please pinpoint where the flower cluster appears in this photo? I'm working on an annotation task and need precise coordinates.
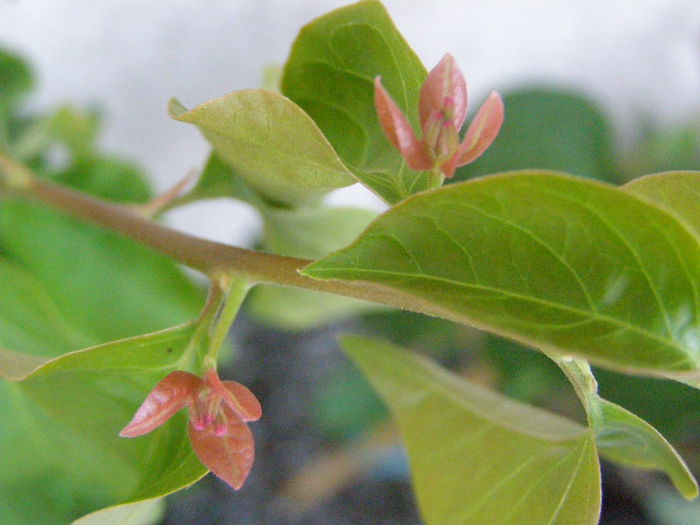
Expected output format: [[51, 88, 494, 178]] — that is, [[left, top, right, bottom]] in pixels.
[[121, 369, 262, 490], [374, 53, 504, 178]]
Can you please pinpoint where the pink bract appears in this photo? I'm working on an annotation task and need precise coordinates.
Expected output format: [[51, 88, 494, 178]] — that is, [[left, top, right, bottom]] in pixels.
[[120, 369, 262, 490], [374, 53, 504, 178]]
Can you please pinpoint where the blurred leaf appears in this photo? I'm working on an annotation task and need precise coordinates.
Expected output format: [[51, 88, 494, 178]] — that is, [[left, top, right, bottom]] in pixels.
[[456, 89, 617, 182], [247, 286, 373, 331], [56, 156, 151, 203], [48, 105, 100, 162], [304, 171, 700, 377], [169, 90, 355, 207], [71, 498, 165, 525], [0, 200, 202, 345], [0, 151, 198, 345], [0, 125, 206, 521], [175, 152, 264, 208], [342, 335, 601, 525], [623, 171, 700, 238], [248, 205, 379, 330], [483, 335, 571, 402], [262, 205, 376, 259], [0, 258, 93, 356], [313, 362, 387, 440], [0, 48, 33, 113], [628, 124, 700, 177], [282, 0, 436, 204], [0, 325, 207, 525]]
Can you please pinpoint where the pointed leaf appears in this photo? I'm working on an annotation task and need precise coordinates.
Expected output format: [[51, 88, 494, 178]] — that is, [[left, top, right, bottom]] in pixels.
[[419, 53, 467, 131], [120, 371, 202, 438], [305, 171, 700, 378], [457, 91, 505, 166], [374, 77, 432, 171], [169, 91, 354, 207], [623, 171, 700, 240], [341, 335, 601, 525], [282, 0, 437, 204], [595, 398, 698, 499], [222, 381, 262, 422], [553, 358, 698, 500], [188, 406, 255, 490]]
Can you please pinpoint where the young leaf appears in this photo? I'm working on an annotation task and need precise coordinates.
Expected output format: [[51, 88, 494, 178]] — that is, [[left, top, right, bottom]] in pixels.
[[341, 335, 601, 525], [304, 171, 700, 378], [169, 90, 355, 207], [595, 398, 698, 500], [281, 0, 436, 204], [554, 358, 698, 499]]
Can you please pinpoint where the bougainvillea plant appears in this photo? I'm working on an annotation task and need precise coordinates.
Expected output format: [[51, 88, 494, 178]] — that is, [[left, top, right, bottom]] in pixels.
[[0, 1, 698, 523]]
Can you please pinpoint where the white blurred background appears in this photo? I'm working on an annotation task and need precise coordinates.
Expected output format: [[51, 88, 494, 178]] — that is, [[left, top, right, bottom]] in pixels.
[[2, 0, 700, 245]]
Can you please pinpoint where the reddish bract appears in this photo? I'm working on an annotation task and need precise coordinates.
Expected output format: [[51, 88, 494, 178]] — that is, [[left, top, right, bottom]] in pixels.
[[120, 369, 262, 490], [374, 53, 504, 178]]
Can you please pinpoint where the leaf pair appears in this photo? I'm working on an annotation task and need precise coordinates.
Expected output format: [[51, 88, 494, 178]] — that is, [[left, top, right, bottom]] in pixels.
[[121, 369, 262, 490]]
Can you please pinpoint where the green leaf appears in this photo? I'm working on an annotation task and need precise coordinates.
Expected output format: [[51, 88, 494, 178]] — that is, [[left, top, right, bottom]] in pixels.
[[455, 89, 618, 183], [169, 90, 355, 207], [248, 205, 380, 330], [174, 152, 265, 209], [281, 0, 435, 204], [71, 498, 165, 525], [0, 48, 33, 112], [49, 105, 101, 162], [595, 398, 698, 499], [623, 171, 700, 240], [56, 156, 152, 204], [0, 151, 205, 521], [553, 358, 698, 500], [0, 201, 202, 346], [304, 171, 700, 377], [262, 205, 377, 259], [341, 335, 601, 525], [0, 325, 207, 525]]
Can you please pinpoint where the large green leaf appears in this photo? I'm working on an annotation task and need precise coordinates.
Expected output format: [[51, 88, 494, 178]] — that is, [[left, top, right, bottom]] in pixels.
[[169, 90, 355, 207], [0, 325, 206, 525], [342, 335, 601, 525], [304, 171, 700, 377], [281, 0, 435, 204]]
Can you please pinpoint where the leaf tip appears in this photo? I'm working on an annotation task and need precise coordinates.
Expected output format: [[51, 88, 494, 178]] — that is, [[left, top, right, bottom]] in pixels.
[[167, 97, 189, 120]]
